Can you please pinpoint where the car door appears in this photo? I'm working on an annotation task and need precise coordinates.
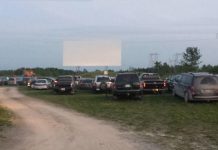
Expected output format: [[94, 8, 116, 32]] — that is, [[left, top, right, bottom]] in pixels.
[[173, 75, 182, 96], [179, 75, 193, 98]]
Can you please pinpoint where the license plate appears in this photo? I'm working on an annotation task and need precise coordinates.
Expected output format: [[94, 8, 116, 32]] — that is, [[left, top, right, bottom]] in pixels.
[[125, 84, 131, 88], [60, 88, 65, 91]]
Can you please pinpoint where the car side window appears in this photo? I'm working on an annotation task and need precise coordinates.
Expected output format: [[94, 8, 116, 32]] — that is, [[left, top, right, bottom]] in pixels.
[[180, 75, 192, 85], [185, 76, 193, 85], [180, 75, 186, 84]]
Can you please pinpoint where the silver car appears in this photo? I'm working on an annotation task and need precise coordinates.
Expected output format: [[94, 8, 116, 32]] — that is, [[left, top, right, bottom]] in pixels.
[[32, 79, 50, 90], [92, 75, 112, 92]]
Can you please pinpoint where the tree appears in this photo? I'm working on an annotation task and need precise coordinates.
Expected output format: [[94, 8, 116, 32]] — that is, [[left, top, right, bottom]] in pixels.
[[181, 47, 202, 72]]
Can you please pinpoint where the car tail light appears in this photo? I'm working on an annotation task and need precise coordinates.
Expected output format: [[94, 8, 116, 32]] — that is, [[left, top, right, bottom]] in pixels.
[[143, 82, 146, 88], [140, 83, 144, 89], [163, 80, 167, 87]]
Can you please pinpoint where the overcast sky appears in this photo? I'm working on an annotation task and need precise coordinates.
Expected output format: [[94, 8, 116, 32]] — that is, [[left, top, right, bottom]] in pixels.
[[0, 0, 218, 70]]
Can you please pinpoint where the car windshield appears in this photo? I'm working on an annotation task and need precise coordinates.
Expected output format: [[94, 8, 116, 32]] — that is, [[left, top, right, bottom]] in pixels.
[[97, 77, 110, 82], [116, 74, 139, 84], [194, 76, 218, 88], [36, 80, 46, 83], [58, 77, 72, 81]]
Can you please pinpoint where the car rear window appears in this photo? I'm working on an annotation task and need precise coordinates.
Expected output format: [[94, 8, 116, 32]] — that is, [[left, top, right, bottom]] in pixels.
[[194, 76, 218, 87], [116, 74, 139, 84], [84, 80, 93, 83], [97, 77, 110, 82], [9, 78, 15, 81], [37, 80, 46, 83], [141, 74, 160, 80]]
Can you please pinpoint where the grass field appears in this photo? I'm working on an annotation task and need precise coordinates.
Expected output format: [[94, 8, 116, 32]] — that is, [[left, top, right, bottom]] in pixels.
[[0, 106, 12, 137], [19, 87, 218, 150]]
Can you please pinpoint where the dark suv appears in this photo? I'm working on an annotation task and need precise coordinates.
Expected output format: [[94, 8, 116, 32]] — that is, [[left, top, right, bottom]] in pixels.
[[54, 75, 76, 94], [173, 72, 218, 102], [112, 73, 143, 99]]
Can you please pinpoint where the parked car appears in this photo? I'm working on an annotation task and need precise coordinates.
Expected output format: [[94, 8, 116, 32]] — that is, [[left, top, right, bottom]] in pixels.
[[8, 77, 17, 85], [38, 77, 56, 88], [92, 75, 112, 92], [78, 78, 94, 90], [0, 77, 3, 85], [139, 73, 167, 94], [0, 77, 9, 85], [16, 76, 24, 85], [173, 72, 218, 102], [53, 75, 76, 94], [32, 79, 50, 90], [112, 73, 143, 99]]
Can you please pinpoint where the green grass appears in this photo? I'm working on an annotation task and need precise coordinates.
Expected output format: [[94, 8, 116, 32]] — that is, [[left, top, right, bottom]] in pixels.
[[0, 106, 12, 136], [19, 87, 218, 150]]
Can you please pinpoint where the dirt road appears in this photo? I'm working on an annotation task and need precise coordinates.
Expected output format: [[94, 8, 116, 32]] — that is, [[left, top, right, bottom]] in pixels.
[[0, 87, 159, 150]]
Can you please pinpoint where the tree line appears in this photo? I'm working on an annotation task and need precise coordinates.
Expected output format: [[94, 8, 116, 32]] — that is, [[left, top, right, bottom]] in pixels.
[[0, 47, 217, 77]]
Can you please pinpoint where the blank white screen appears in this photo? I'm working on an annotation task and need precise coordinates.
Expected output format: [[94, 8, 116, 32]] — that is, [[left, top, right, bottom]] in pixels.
[[63, 40, 121, 66]]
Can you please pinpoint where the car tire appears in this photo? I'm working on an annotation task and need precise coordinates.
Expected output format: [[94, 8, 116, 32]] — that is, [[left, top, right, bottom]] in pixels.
[[172, 89, 176, 97], [100, 82, 107, 91], [184, 92, 189, 103], [137, 94, 143, 100], [70, 89, 75, 95]]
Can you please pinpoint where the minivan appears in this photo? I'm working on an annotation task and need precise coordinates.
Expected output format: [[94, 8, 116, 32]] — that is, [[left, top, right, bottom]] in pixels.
[[173, 72, 218, 102]]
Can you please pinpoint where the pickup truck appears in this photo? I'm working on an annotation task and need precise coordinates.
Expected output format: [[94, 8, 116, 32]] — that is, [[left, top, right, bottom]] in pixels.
[[139, 73, 167, 94], [53, 75, 76, 94]]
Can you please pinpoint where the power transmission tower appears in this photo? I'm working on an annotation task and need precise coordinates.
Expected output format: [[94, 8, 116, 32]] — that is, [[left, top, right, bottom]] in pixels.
[[149, 53, 159, 67], [75, 66, 80, 74]]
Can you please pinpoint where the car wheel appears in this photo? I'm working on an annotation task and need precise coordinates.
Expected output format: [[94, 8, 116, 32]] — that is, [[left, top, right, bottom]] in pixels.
[[137, 94, 143, 100], [70, 89, 75, 95], [184, 92, 189, 103], [112, 94, 118, 100], [172, 89, 176, 97]]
